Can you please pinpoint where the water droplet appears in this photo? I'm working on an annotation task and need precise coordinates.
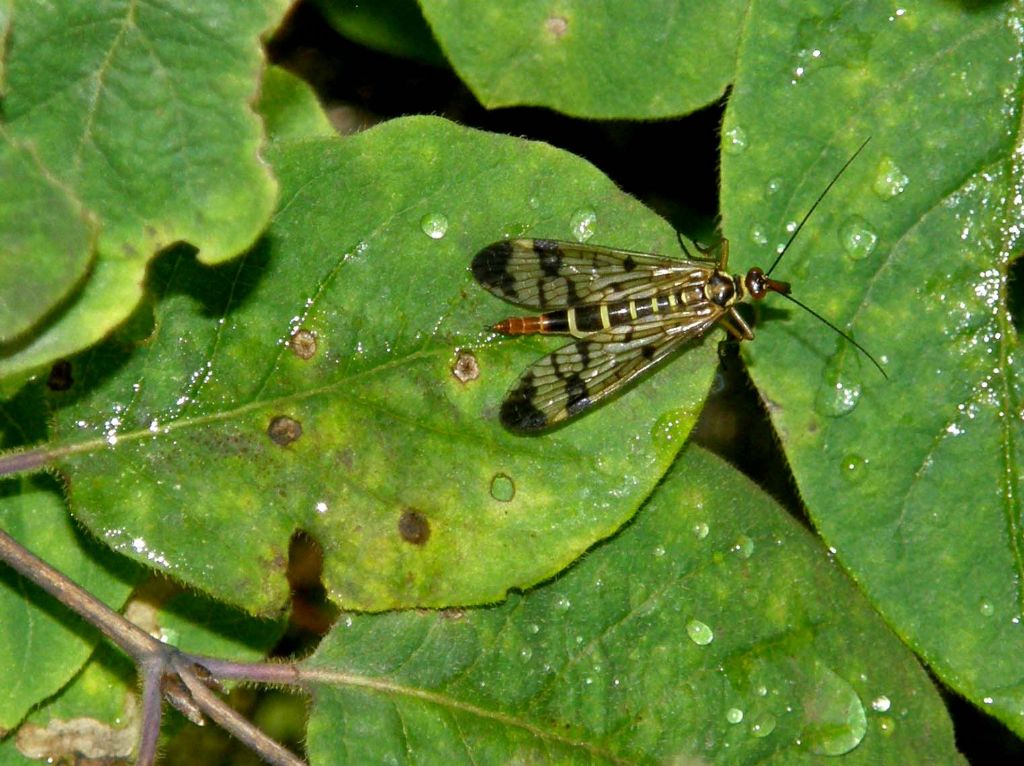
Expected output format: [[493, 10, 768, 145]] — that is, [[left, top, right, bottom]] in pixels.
[[840, 454, 868, 484], [555, 596, 572, 610], [839, 215, 879, 260], [686, 619, 714, 646], [979, 598, 995, 617], [723, 125, 748, 155], [693, 522, 710, 540], [872, 158, 909, 199], [489, 473, 515, 502], [726, 708, 744, 724], [871, 695, 891, 712], [651, 407, 693, 457], [748, 712, 776, 738], [420, 212, 449, 239], [800, 662, 867, 755], [569, 208, 597, 242], [528, 623, 540, 634], [519, 647, 533, 662], [816, 353, 863, 417], [765, 177, 783, 196], [750, 222, 769, 245], [732, 535, 755, 559], [653, 545, 666, 557]]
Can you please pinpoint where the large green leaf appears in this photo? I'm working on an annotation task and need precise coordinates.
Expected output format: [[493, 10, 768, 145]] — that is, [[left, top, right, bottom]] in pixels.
[[419, 0, 742, 118], [0, 131, 95, 345], [258, 66, 335, 144], [720, 0, 1024, 734], [304, 446, 961, 764], [0, 0, 289, 381], [49, 116, 718, 614], [0, 478, 136, 730]]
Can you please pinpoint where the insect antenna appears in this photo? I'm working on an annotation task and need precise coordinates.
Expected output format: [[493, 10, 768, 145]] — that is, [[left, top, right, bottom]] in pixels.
[[765, 136, 871, 278], [775, 291, 888, 378], [758, 136, 885, 377]]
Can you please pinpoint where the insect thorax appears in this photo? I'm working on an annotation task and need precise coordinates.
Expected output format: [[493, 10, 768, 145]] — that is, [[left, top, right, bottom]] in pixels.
[[704, 270, 742, 308]]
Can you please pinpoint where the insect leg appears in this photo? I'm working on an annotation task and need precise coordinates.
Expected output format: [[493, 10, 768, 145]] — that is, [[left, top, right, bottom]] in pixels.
[[717, 306, 754, 341]]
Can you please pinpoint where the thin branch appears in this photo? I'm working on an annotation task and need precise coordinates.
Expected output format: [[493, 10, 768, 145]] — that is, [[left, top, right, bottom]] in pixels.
[[0, 526, 309, 766], [175, 657, 306, 766]]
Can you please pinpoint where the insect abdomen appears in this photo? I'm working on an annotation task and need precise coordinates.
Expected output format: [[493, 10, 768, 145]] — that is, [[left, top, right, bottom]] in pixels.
[[493, 289, 698, 339]]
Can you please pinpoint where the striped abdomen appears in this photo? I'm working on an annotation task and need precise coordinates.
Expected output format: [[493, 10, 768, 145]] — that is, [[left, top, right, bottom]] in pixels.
[[493, 284, 709, 338]]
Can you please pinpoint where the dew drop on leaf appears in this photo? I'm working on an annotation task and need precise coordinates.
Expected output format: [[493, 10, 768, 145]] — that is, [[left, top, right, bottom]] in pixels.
[[840, 454, 868, 484], [723, 125, 748, 154], [420, 212, 449, 239], [839, 215, 879, 260], [750, 222, 769, 245], [569, 207, 597, 242], [748, 712, 776, 738], [816, 353, 863, 418], [685, 619, 714, 646], [732, 535, 755, 559], [799, 661, 868, 755], [872, 157, 910, 199]]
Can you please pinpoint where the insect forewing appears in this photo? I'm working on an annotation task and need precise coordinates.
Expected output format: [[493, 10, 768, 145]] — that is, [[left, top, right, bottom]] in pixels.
[[473, 238, 703, 311]]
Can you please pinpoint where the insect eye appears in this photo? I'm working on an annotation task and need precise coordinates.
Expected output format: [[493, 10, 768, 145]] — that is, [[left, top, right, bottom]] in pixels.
[[745, 268, 767, 299]]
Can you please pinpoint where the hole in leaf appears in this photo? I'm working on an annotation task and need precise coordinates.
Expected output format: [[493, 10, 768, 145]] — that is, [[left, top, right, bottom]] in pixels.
[[46, 360, 73, 391]]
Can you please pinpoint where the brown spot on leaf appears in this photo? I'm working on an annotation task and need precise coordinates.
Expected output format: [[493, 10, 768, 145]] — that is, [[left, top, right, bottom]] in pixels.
[[46, 360, 73, 391], [398, 509, 430, 545], [289, 329, 318, 360], [267, 415, 302, 446], [546, 15, 569, 38], [452, 349, 480, 383]]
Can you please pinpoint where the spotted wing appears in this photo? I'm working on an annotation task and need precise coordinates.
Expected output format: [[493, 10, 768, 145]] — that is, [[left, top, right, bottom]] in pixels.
[[499, 311, 723, 433], [472, 238, 713, 310]]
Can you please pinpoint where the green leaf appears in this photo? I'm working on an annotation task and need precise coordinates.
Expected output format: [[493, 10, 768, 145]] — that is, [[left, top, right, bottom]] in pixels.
[[258, 66, 335, 143], [50, 115, 717, 614], [419, 0, 742, 118], [313, 0, 447, 67], [0, 478, 136, 729], [0, 0, 289, 380], [0, 130, 96, 345], [0, 0, 11, 93], [721, 2, 1024, 735], [303, 446, 961, 764]]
